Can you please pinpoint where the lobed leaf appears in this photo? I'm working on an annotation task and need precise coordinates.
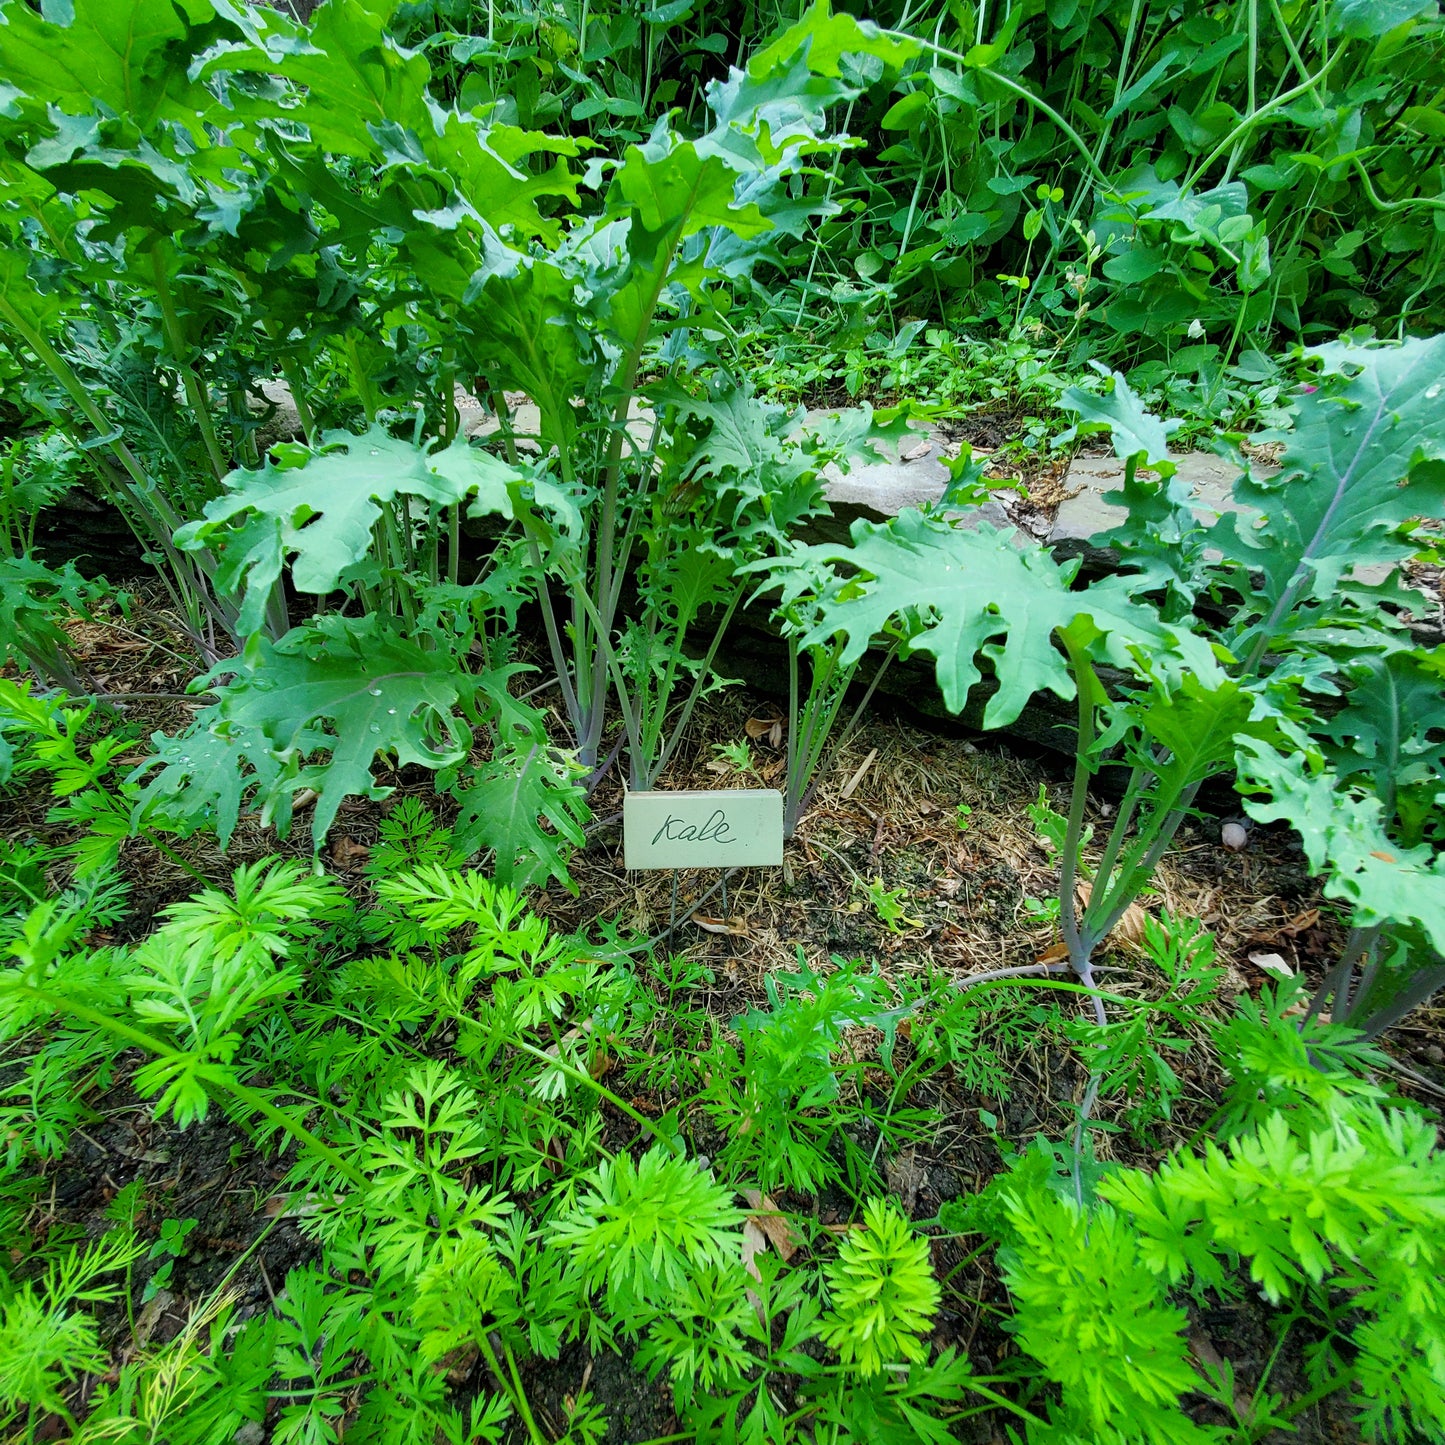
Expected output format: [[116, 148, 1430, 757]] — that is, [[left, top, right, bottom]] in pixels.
[[176, 426, 576, 635], [793, 510, 1216, 726]]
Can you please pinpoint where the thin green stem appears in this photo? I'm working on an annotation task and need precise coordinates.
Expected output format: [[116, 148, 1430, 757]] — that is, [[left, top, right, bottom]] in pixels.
[[0, 982, 369, 1189], [1181, 48, 1346, 193], [887, 34, 1113, 188], [149, 243, 227, 486]]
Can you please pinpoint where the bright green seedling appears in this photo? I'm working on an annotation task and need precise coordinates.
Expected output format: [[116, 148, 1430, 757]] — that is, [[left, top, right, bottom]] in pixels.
[[954, 803, 972, 832], [142, 1216, 198, 1304], [820, 1197, 940, 1376], [861, 878, 923, 933], [710, 740, 757, 779]]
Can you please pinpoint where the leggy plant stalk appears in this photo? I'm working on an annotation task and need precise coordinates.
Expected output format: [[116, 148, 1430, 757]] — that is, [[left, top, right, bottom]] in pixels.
[[783, 636, 896, 839], [1053, 633, 1207, 1184], [573, 201, 698, 767], [583, 581, 742, 792], [0, 293, 242, 650], [488, 385, 585, 736], [148, 241, 228, 488]]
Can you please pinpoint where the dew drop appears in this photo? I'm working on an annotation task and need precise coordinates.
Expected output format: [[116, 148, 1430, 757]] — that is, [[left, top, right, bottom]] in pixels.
[[369, 686, 383, 696], [369, 723, 380, 734], [1428, 384, 1442, 400], [387, 707, 397, 715]]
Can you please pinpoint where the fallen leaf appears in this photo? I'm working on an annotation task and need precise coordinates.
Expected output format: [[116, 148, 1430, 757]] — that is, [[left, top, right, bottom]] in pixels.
[[1370, 850, 1398, 864], [902, 439, 934, 461], [692, 915, 751, 937], [1280, 908, 1320, 937], [436, 1343, 479, 1386], [1190, 1334, 1251, 1417], [886, 1152, 929, 1212], [745, 715, 785, 749], [1249, 950, 1294, 978], [1034, 941, 1070, 965], [330, 835, 370, 868], [741, 1190, 800, 1261], [134, 1290, 172, 1348], [740, 1220, 769, 1322], [1075, 880, 1149, 949]]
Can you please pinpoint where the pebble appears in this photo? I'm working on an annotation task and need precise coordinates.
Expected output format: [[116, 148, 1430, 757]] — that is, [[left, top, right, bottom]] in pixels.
[[1221, 822, 1249, 851]]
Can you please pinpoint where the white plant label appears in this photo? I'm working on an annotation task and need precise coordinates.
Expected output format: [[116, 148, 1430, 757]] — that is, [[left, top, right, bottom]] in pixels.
[[623, 789, 784, 870]]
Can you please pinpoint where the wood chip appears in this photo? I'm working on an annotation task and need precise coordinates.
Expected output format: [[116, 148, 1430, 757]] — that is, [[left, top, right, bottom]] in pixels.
[[692, 915, 751, 937], [1249, 950, 1294, 978], [841, 748, 878, 799]]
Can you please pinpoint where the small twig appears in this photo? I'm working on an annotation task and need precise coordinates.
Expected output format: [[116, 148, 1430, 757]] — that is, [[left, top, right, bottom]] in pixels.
[[645, 868, 740, 948], [953, 962, 1126, 992], [840, 747, 878, 800], [1375, 1053, 1445, 1101], [583, 809, 624, 839], [85, 691, 215, 704], [256, 1253, 278, 1308], [583, 731, 627, 794]]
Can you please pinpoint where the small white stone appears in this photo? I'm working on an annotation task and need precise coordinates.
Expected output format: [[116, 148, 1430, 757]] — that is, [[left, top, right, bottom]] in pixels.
[[1221, 822, 1249, 852]]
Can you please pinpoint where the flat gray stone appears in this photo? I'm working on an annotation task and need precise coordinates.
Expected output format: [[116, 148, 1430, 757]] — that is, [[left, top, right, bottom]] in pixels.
[[250, 378, 305, 450], [1048, 452, 1257, 556], [808, 420, 1013, 543], [1048, 451, 1405, 586]]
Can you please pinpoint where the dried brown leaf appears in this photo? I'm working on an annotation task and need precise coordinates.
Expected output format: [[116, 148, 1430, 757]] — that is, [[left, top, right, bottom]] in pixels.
[[741, 1190, 800, 1261], [1075, 880, 1149, 950], [692, 915, 751, 937]]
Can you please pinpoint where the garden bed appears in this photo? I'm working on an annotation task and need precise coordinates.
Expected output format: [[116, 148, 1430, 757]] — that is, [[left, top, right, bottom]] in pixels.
[[9, 592, 1442, 1444]]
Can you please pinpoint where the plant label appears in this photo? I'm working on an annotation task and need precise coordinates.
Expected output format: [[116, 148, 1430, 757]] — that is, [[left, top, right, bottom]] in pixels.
[[624, 789, 784, 870]]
